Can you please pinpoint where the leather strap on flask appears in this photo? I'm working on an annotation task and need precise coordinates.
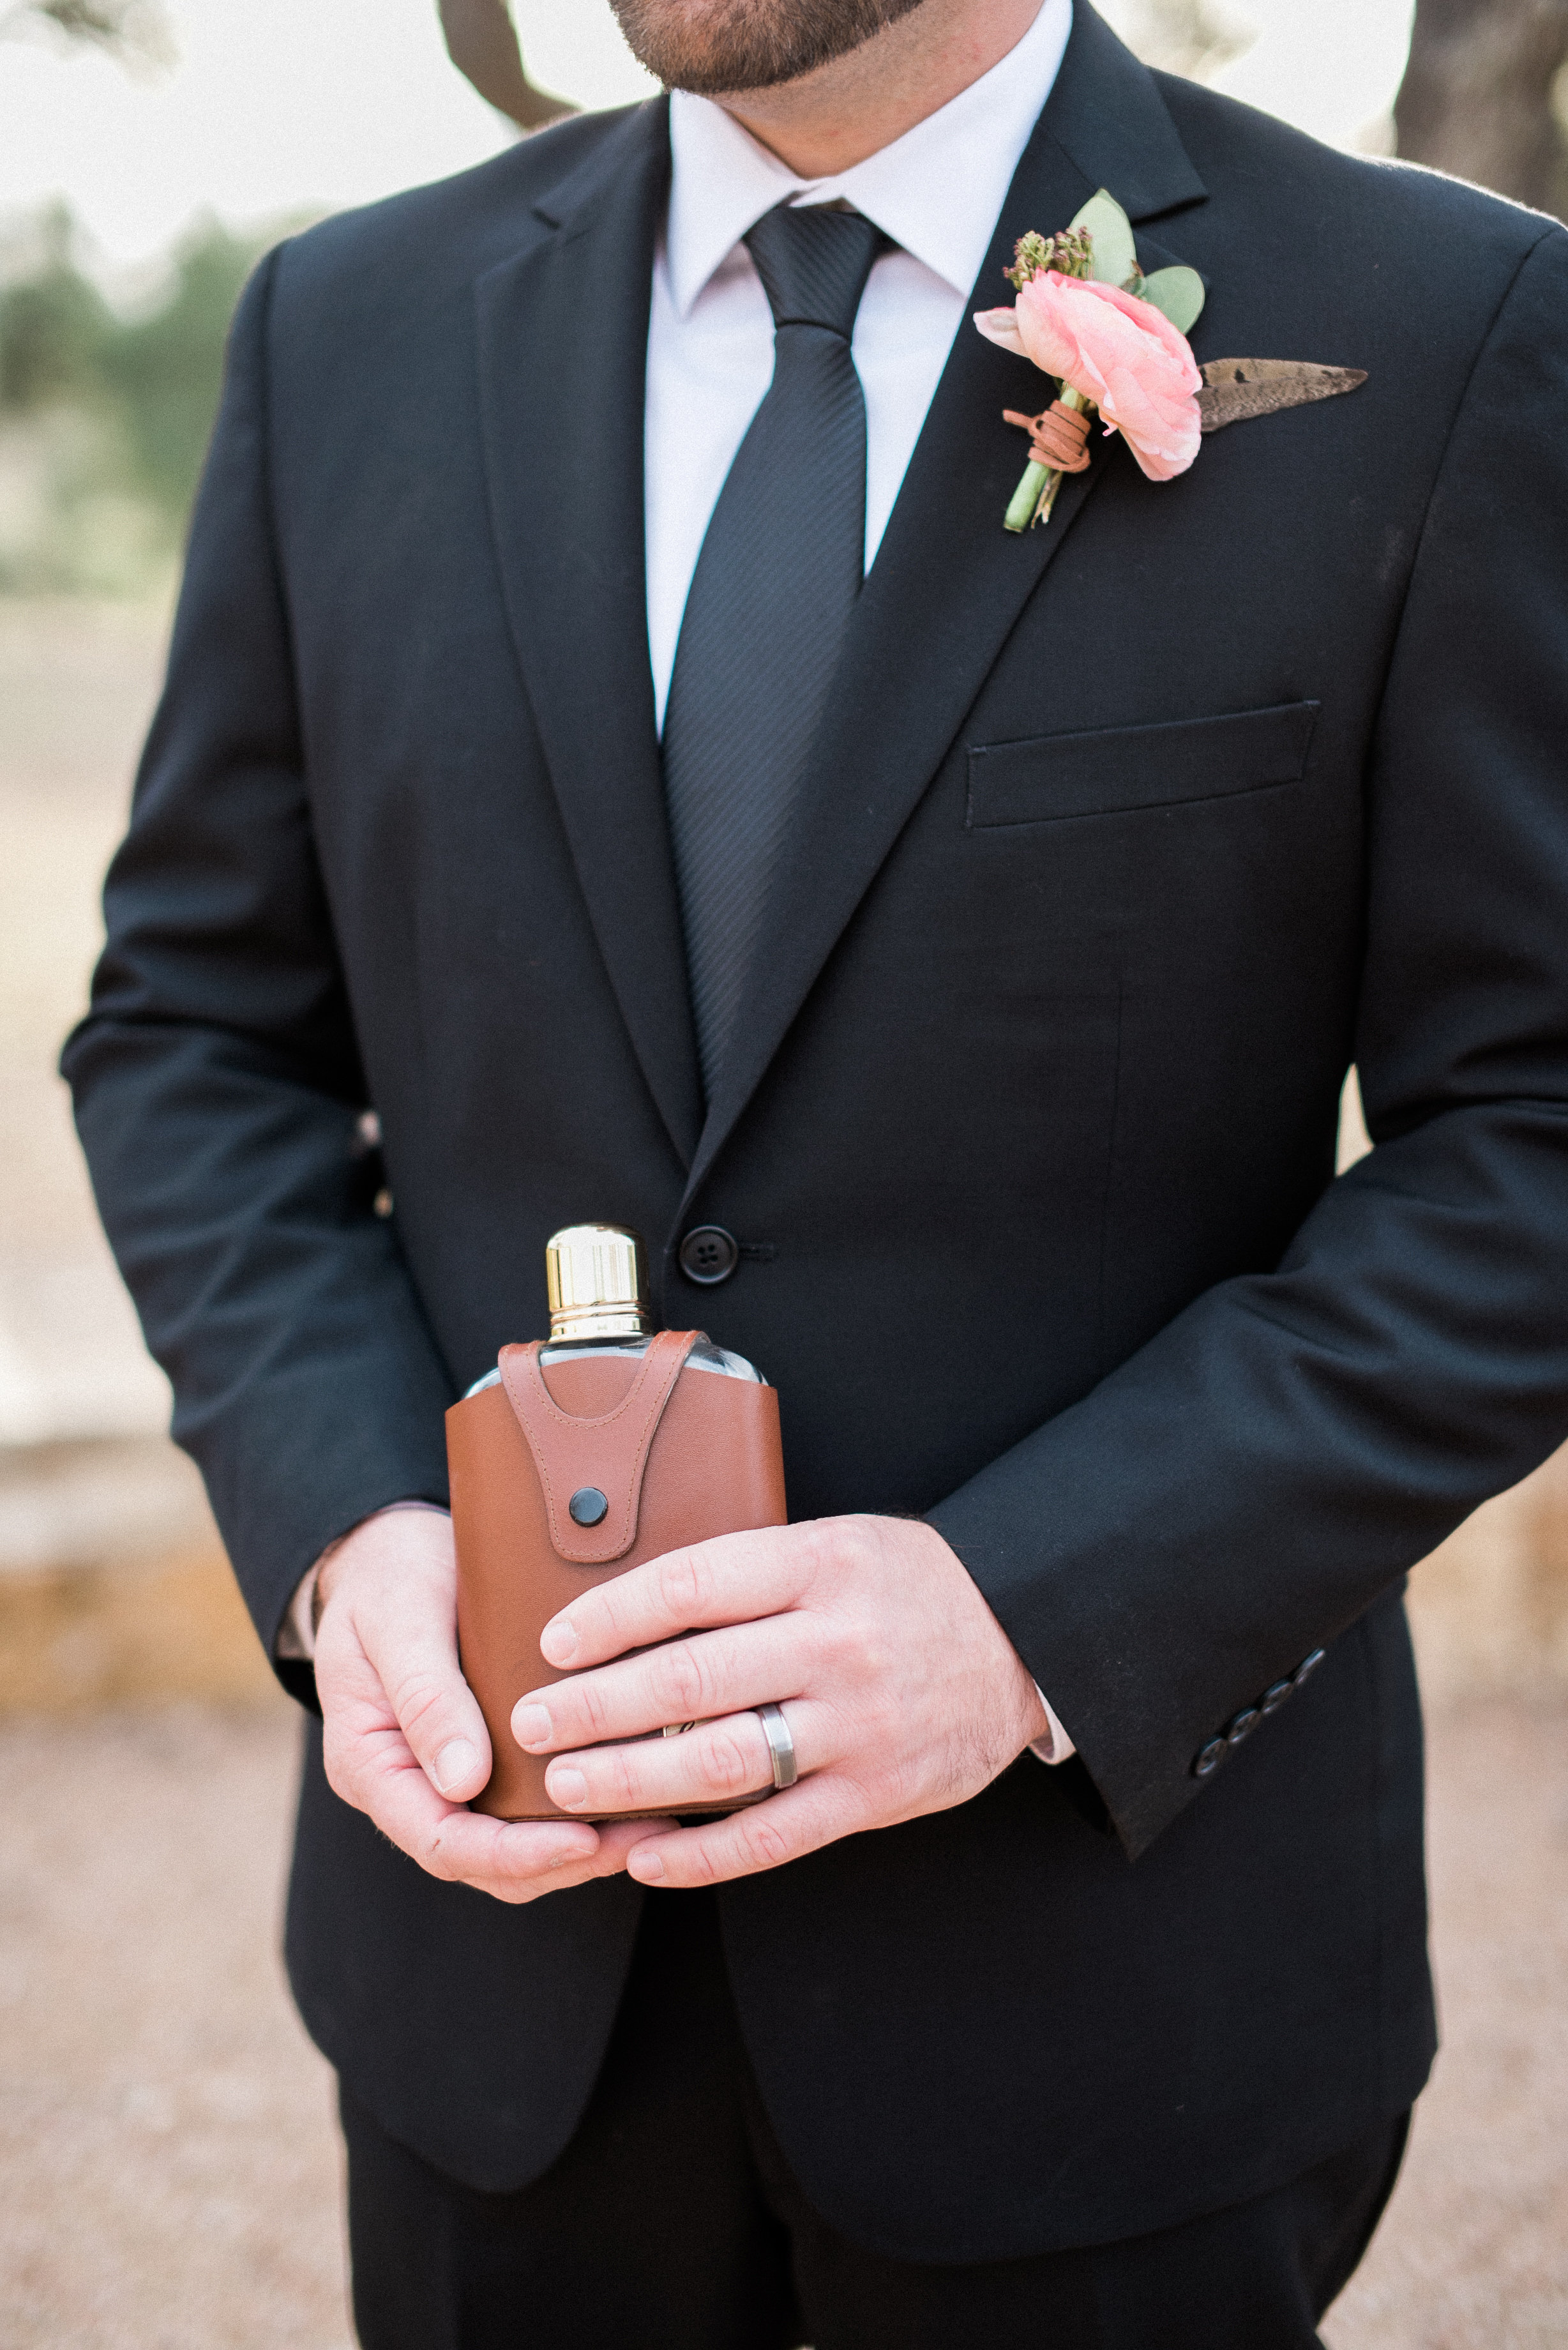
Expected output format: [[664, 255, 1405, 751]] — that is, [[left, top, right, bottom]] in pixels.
[[497, 1328, 699, 1565]]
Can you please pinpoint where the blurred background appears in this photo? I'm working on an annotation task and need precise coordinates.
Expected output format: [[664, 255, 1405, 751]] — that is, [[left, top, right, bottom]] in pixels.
[[0, 3, 1565, 2344]]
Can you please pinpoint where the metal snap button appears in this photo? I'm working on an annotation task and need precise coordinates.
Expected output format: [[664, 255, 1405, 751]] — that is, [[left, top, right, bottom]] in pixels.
[[568, 1487, 609, 1528]]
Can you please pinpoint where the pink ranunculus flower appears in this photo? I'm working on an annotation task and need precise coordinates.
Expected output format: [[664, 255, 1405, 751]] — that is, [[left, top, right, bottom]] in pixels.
[[975, 271, 1202, 482]]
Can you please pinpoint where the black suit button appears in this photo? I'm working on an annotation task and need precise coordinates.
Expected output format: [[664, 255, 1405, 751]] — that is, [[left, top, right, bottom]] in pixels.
[[679, 1225, 739, 1285], [1293, 1648, 1327, 1687], [1226, 1708, 1261, 1747], [1193, 1738, 1227, 1778], [1261, 1679, 1293, 1714], [569, 1487, 608, 1528]]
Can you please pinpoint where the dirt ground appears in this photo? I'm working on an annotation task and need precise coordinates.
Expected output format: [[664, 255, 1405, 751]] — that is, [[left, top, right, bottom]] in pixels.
[[0, 1690, 1562, 2350]]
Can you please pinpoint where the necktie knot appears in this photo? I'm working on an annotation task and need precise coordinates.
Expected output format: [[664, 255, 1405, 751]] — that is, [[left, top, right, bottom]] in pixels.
[[743, 202, 887, 341]]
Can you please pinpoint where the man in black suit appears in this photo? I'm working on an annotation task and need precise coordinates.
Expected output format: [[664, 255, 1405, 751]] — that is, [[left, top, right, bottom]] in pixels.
[[64, 0, 1568, 2342]]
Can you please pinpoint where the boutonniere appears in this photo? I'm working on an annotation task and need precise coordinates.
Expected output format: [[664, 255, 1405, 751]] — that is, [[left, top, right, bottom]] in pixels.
[[974, 190, 1366, 533]]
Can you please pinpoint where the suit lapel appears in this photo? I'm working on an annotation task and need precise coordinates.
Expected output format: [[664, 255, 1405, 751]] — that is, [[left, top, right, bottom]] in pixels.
[[679, 8, 1207, 1217], [474, 100, 705, 1171]]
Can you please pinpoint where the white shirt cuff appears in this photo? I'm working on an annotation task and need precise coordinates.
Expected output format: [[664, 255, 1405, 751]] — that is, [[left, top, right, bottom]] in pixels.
[[274, 1499, 451, 1663], [1029, 1681, 1076, 1765]]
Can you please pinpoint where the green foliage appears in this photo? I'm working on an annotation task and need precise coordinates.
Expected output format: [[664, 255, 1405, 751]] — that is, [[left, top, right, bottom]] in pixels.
[[0, 205, 270, 591], [1069, 190, 1140, 291], [1060, 190, 1207, 335], [0, 205, 113, 409], [1134, 265, 1207, 336], [1005, 225, 1094, 290], [0, 261, 112, 409], [99, 220, 258, 511]]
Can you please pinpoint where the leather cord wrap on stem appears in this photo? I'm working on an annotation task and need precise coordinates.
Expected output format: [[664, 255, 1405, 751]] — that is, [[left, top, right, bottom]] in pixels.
[[497, 1328, 699, 1565], [1001, 398, 1093, 472]]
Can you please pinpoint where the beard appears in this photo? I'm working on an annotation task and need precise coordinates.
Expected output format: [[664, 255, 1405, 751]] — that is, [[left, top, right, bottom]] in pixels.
[[608, 0, 930, 95]]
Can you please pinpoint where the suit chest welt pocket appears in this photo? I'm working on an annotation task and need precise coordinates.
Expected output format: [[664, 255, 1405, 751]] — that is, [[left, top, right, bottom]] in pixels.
[[966, 700, 1320, 828]]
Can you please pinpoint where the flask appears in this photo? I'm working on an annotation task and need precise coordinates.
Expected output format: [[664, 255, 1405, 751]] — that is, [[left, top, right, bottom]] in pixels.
[[461, 1222, 764, 1394], [447, 1224, 786, 1820]]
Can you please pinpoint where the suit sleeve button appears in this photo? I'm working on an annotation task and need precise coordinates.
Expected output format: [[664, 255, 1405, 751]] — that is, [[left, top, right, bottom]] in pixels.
[[1193, 1739, 1227, 1778], [1226, 1708, 1262, 1747], [679, 1225, 739, 1284], [1293, 1648, 1327, 1687], [1261, 1679, 1293, 1713]]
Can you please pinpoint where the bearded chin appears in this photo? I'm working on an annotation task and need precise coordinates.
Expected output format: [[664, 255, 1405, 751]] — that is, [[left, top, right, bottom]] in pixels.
[[609, 0, 929, 95]]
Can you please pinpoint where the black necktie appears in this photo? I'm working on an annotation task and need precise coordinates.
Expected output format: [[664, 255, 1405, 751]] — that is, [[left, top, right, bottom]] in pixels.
[[661, 201, 887, 1101]]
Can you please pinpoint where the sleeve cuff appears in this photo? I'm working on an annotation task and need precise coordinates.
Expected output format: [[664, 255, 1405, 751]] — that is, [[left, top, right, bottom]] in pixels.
[[273, 1498, 451, 1662], [1029, 1681, 1076, 1765]]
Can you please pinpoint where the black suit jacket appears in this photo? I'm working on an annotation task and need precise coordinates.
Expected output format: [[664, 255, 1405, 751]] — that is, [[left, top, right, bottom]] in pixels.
[[64, 3, 1568, 2261]]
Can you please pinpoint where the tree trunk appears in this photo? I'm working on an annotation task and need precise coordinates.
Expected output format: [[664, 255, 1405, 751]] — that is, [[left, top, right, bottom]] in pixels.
[[437, 0, 575, 132], [1394, 0, 1568, 216]]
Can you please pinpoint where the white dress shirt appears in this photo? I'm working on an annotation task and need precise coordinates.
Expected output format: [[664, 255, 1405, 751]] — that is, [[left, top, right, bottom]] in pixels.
[[286, 0, 1080, 1764], [645, 0, 1074, 729]]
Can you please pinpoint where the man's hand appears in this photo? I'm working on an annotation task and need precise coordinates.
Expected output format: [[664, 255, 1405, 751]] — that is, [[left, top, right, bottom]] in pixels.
[[313, 1507, 670, 1903], [511, 1517, 1050, 1888]]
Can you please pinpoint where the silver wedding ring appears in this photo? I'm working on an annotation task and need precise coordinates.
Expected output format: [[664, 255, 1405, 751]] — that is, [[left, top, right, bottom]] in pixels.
[[756, 1702, 798, 1791]]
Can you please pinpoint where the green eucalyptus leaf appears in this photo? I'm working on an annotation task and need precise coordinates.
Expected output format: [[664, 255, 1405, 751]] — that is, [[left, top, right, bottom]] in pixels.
[[1136, 265, 1207, 336], [1069, 188, 1138, 291]]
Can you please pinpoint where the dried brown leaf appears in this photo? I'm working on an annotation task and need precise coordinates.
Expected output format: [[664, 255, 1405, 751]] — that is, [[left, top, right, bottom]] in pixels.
[[1198, 359, 1368, 432]]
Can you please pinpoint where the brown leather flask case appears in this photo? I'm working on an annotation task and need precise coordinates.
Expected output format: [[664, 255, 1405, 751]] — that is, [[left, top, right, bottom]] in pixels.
[[448, 1330, 787, 1821]]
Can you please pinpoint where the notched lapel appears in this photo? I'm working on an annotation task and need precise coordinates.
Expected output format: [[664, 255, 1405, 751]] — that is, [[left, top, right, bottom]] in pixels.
[[681, 6, 1210, 1211], [474, 99, 705, 1171]]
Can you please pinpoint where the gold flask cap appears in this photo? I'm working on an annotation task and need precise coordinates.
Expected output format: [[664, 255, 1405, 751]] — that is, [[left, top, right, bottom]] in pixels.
[[545, 1224, 652, 1344]]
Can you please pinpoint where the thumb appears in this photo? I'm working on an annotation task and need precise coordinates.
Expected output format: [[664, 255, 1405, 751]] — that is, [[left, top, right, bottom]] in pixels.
[[342, 1547, 494, 1804], [377, 1621, 494, 1802]]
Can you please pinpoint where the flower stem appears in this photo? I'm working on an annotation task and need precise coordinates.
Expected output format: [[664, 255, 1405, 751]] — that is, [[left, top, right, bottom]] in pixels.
[[1004, 462, 1051, 533], [1002, 385, 1094, 533]]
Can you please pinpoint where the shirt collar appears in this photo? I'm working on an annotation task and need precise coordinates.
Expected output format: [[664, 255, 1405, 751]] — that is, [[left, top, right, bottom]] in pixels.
[[665, 0, 1074, 317]]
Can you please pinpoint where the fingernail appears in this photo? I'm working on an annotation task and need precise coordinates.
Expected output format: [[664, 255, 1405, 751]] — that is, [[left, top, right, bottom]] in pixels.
[[520, 1828, 596, 1866], [514, 1705, 554, 1750], [547, 1765, 587, 1808], [629, 1849, 665, 1882], [433, 1739, 479, 1794], [545, 1834, 597, 1864], [540, 1617, 578, 1666]]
